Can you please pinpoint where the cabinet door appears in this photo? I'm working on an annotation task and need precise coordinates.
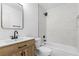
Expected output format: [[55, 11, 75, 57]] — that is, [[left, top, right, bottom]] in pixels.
[[12, 51, 23, 56], [24, 47, 31, 56], [31, 45, 36, 56], [24, 46, 35, 56]]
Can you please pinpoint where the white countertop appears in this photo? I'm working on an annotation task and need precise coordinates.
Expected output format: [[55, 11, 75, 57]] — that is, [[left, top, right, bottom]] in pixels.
[[0, 36, 34, 48]]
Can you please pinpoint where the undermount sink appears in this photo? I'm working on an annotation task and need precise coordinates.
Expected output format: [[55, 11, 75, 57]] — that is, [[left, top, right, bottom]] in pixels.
[[10, 36, 34, 42], [0, 36, 34, 47]]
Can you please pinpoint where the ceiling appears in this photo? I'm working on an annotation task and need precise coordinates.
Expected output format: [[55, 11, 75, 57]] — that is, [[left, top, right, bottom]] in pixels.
[[39, 3, 65, 10]]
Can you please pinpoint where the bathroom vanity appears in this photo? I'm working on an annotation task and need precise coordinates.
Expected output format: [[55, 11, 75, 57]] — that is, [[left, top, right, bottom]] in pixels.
[[0, 3, 36, 56], [0, 37, 36, 56]]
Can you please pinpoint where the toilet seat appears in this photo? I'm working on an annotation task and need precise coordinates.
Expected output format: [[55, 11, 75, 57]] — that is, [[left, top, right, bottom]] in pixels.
[[37, 46, 52, 56]]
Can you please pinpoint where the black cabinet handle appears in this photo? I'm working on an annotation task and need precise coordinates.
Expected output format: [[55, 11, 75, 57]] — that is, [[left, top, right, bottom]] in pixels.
[[18, 47, 21, 49], [18, 45, 27, 49]]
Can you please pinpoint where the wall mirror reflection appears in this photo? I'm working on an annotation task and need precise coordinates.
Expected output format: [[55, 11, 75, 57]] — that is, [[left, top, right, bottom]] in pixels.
[[1, 3, 24, 30]]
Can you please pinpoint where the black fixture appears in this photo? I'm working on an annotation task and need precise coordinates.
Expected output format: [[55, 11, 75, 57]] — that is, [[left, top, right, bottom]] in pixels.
[[11, 30, 18, 39], [43, 35, 45, 38], [44, 12, 48, 16], [14, 31, 18, 39]]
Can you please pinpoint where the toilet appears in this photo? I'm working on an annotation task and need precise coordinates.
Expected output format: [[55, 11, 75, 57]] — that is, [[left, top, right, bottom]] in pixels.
[[35, 38, 52, 56]]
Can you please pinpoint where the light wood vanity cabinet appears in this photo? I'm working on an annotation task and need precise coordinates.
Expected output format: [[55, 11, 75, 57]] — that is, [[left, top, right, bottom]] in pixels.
[[0, 39, 36, 56]]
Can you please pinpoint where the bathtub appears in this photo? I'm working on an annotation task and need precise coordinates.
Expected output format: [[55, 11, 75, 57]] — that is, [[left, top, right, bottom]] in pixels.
[[44, 42, 79, 56]]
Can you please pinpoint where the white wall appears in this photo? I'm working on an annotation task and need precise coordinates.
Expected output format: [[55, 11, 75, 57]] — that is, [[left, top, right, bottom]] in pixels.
[[38, 4, 46, 42], [76, 4, 79, 50], [0, 3, 38, 40], [46, 4, 78, 47], [19, 3, 38, 37]]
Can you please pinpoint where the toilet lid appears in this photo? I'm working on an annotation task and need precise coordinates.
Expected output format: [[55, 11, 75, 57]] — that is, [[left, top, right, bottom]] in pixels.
[[38, 46, 52, 52]]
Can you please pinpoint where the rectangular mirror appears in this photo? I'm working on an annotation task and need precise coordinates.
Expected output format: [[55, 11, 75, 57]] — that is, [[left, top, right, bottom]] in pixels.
[[1, 3, 24, 30]]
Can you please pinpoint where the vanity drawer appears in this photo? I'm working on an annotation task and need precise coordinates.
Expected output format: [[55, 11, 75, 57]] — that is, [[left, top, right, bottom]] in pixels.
[[16, 39, 35, 51], [0, 44, 17, 56]]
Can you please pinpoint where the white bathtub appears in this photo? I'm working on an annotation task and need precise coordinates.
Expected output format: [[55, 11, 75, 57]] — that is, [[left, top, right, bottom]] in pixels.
[[44, 42, 79, 56]]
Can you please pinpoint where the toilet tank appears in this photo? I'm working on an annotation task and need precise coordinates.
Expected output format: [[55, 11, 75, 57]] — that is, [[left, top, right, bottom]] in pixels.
[[35, 38, 42, 48]]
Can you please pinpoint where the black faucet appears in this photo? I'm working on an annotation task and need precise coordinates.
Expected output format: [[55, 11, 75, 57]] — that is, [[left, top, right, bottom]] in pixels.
[[14, 31, 18, 39], [11, 31, 18, 39]]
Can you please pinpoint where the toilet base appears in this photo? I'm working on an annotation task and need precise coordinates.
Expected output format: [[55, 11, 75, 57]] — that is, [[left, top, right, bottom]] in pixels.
[[36, 46, 52, 56]]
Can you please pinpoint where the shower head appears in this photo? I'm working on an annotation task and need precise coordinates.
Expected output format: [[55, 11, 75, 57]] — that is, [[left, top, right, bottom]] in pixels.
[[44, 12, 48, 16]]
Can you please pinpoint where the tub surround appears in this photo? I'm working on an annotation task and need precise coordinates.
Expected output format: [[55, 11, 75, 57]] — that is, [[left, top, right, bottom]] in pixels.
[[46, 42, 79, 56]]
